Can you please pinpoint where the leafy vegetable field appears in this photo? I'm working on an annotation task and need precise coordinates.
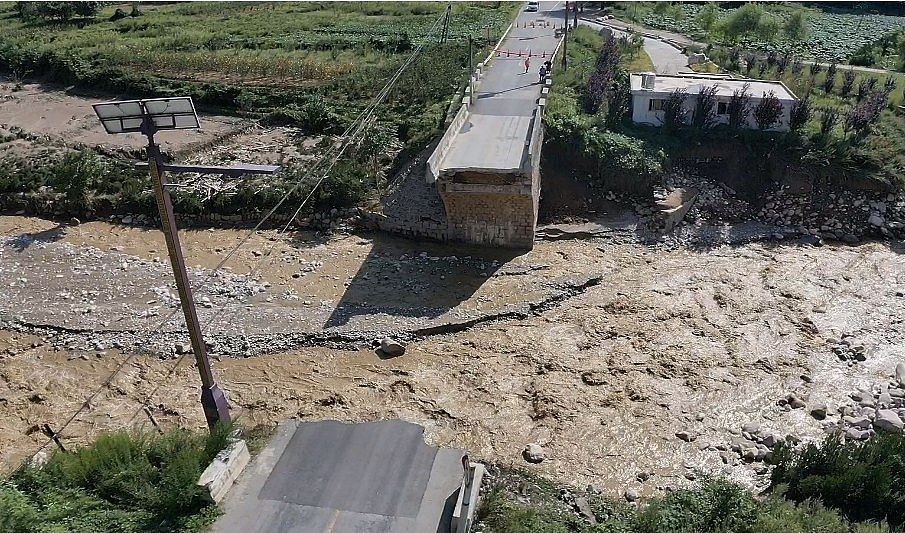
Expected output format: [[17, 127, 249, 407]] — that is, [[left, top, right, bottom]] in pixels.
[[638, 3, 905, 64]]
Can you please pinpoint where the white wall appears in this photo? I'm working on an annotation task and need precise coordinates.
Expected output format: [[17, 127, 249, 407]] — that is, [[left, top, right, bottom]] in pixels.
[[631, 93, 794, 132]]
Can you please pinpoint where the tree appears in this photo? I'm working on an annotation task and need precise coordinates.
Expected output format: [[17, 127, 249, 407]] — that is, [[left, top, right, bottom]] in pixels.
[[661, 89, 688, 132], [587, 35, 619, 114], [882, 76, 897, 96], [692, 85, 719, 130], [776, 52, 792, 74], [15, 1, 100, 21], [823, 63, 837, 93], [744, 52, 757, 75], [727, 47, 741, 70], [727, 83, 752, 130], [791, 61, 804, 75], [753, 91, 783, 130], [840, 69, 856, 97], [606, 72, 632, 129], [789, 94, 811, 132], [720, 3, 764, 41], [857, 77, 877, 101], [819, 107, 839, 137], [783, 11, 809, 41], [755, 15, 780, 41], [696, 3, 719, 32]]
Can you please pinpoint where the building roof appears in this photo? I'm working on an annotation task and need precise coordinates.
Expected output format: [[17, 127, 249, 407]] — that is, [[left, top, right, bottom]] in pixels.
[[629, 73, 797, 101]]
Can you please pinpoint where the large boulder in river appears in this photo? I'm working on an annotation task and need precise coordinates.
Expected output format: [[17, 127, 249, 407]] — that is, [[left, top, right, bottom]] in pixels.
[[377, 337, 406, 358]]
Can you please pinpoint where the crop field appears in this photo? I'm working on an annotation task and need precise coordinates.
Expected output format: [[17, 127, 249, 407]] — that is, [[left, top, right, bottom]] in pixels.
[[621, 2, 905, 65], [0, 2, 512, 86]]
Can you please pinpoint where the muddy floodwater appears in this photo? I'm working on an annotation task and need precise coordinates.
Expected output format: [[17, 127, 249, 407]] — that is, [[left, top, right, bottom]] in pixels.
[[1, 215, 903, 497]]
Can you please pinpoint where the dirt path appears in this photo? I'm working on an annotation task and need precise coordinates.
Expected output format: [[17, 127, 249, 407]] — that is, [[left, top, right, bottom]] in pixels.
[[2, 216, 904, 499]]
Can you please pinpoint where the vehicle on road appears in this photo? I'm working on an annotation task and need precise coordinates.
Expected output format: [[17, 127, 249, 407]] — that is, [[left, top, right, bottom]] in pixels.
[[526, 2, 539, 12]]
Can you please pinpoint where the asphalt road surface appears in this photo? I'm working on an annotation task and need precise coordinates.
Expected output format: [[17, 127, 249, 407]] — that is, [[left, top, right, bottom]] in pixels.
[[440, 1, 563, 174], [579, 18, 692, 74], [214, 420, 465, 533]]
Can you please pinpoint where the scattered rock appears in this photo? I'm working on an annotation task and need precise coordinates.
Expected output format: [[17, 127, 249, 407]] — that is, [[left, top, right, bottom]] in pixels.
[[28, 393, 46, 404], [675, 430, 697, 442], [810, 404, 828, 420], [377, 337, 406, 358], [896, 363, 905, 388], [636, 471, 651, 482], [874, 409, 904, 433], [581, 371, 606, 386], [845, 427, 869, 441], [174, 343, 192, 355], [623, 488, 639, 503], [523, 443, 545, 464], [573, 496, 597, 523], [786, 394, 806, 409]]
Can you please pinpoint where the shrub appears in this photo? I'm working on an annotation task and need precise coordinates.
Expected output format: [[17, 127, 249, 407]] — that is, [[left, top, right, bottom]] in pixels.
[[692, 85, 718, 130], [48, 150, 105, 205], [1, 426, 231, 532], [581, 129, 664, 183], [753, 90, 783, 130], [819, 106, 840, 137], [841, 69, 857, 98], [845, 91, 887, 137], [789, 94, 811, 132], [261, 96, 341, 134], [770, 433, 905, 528]]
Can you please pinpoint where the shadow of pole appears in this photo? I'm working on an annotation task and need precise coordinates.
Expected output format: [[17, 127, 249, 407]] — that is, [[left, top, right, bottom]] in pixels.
[[324, 233, 525, 330]]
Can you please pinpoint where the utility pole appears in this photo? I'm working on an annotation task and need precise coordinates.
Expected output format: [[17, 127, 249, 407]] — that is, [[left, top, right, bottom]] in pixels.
[[93, 97, 280, 433], [573, 1, 578, 28], [468, 35, 474, 97], [145, 130, 230, 431], [562, 1, 568, 71]]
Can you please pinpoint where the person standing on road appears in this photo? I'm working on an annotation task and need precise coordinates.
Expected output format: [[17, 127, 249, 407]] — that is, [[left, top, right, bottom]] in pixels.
[[524, 56, 530, 74], [544, 60, 552, 75], [539, 65, 547, 83]]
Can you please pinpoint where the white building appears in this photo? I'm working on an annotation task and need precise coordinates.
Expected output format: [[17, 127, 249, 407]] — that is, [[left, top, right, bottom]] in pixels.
[[629, 73, 799, 132]]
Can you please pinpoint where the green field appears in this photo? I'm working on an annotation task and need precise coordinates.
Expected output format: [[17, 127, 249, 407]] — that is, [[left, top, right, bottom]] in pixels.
[[0, 2, 514, 122], [611, 2, 905, 68], [0, 2, 517, 220]]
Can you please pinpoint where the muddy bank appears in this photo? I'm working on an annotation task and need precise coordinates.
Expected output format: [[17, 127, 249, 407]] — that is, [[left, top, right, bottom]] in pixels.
[[2, 216, 904, 499]]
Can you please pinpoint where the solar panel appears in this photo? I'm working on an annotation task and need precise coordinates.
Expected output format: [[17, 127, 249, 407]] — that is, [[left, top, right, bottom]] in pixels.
[[92, 97, 200, 135]]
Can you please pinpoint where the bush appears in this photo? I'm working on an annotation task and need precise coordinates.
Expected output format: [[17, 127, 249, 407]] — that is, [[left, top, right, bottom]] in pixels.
[[770, 433, 905, 528], [0, 426, 231, 532], [789, 94, 811, 132], [478, 476, 885, 533], [48, 150, 105, 205], [262, 96, 342, 134]]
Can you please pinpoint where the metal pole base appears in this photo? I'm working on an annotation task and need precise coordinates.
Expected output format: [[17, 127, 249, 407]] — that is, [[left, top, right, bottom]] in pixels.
[[200, 384, 231, 429]]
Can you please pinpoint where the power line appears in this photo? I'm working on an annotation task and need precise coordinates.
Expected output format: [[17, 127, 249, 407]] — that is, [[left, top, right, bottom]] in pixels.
[[128, 12, 447, 427]]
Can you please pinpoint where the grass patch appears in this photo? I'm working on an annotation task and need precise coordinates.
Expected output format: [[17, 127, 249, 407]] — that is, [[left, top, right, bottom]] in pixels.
[[0, 424, 234, 533], [623, 49, 655, 73]]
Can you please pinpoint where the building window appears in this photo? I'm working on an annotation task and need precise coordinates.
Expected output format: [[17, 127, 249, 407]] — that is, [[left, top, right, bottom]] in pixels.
[[717, 101, 729, 115], [649, 99, 666, 111]]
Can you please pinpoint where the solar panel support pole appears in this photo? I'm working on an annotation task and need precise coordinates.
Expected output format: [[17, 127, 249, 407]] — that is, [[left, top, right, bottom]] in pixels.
[[142, 117, 230, 431]]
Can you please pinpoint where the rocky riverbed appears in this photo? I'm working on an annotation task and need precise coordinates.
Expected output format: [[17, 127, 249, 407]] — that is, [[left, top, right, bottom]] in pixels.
[[1, 214, 903, 503]]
